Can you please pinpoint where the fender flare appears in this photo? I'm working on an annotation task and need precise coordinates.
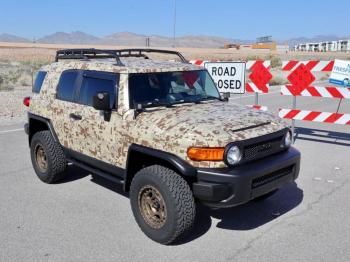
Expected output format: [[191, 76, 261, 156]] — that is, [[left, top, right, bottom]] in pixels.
[[27, 112, 59, 144], [124, 144, 197, 191]]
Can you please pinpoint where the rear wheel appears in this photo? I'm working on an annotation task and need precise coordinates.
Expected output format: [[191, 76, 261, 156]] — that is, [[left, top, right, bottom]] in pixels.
[[130, 165, 196, 244], [30, 131, 67, 183]]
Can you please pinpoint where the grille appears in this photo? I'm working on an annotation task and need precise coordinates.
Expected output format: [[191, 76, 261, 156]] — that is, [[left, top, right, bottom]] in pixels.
[[252, 165, 294, 189], [243, 136, 284, 162]]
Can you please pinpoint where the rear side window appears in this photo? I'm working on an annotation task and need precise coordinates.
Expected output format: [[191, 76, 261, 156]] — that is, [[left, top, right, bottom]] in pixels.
[[57, 70, 80, 102], [32, 71, 47, 93], [78, 71, 118, 109]]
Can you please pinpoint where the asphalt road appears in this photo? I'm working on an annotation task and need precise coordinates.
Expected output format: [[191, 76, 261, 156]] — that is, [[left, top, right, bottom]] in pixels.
[[1, 89, 349, 262]]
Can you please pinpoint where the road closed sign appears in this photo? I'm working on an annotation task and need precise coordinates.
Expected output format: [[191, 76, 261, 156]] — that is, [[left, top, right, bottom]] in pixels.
[[205, 62, 246, 94], [329, 59, 350, 87]]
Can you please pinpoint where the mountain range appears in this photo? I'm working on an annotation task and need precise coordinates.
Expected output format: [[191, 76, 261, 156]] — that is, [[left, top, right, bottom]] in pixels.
[[0, 31, 349, 48]]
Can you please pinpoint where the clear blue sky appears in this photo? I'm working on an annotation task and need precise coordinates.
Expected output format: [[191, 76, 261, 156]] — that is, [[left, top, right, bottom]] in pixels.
[[1, 0, 349, 40]]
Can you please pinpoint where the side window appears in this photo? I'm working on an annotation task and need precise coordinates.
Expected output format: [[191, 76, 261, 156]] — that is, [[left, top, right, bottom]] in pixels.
[[57, 70, 80, 102], [78, 71, 118, 109], [32, 71, 47, 93]]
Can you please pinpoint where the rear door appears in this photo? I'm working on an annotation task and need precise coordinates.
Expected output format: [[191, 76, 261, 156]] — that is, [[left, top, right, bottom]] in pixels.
[[53, 69, 85, 152]]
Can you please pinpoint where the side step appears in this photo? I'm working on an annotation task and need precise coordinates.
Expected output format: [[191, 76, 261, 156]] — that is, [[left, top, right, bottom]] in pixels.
[[69, 158, 125, 185]]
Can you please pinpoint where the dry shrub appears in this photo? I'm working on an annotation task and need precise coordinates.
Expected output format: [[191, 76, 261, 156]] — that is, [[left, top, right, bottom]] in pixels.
[[269, 76, 289, 86], [246, 55, 263, 61], [270, 56, 282, 68]]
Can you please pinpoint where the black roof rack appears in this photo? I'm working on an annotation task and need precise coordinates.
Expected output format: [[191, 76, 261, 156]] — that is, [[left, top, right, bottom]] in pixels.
[[55, 49, 123, 65], [114, 49, 187, 63], [55, 48, 188, 64]]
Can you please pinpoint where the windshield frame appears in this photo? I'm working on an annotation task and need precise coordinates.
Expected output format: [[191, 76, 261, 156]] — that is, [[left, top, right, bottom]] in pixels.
[[128, 69, 221, 109]]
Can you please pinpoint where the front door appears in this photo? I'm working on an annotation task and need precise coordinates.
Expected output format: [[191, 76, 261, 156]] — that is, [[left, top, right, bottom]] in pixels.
[[74, 70, 122, 167]]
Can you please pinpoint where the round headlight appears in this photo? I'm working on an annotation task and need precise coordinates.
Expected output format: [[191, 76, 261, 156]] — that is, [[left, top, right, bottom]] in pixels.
[[226, 145, 242, 165], [284, 131, 292, 148]]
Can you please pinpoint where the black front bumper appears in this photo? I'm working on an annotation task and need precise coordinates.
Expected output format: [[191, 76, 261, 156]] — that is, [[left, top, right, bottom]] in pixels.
[[192, 147, 300, 208]]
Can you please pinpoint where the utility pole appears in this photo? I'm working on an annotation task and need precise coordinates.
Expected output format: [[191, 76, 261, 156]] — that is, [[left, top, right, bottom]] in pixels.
[[173, 0, 177, 48]]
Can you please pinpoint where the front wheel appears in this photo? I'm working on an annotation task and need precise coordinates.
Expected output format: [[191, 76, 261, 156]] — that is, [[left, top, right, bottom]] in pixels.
[[130, 165, 196, 244]]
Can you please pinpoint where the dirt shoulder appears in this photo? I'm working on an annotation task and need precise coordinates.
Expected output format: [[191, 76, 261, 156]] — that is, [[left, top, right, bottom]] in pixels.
[[0, 86, 31, 126]]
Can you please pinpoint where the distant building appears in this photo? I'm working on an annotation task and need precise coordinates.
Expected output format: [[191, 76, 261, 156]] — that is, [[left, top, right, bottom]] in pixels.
[[294, 40, 350, 52], [253, 36, 276, 51], [223, 36, 290, 51]]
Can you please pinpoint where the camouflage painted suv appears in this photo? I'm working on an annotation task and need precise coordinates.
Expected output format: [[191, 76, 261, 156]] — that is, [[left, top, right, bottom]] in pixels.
[[24, 49, 300, 244]]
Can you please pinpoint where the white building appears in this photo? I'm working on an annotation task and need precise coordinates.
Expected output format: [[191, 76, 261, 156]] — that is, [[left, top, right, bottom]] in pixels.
[[338, 40, 350, 52], [294, 39, 350, 52]]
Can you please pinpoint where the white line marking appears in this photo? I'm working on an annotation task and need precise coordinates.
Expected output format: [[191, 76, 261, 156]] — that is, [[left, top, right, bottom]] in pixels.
[[0, 128, 23, 134]]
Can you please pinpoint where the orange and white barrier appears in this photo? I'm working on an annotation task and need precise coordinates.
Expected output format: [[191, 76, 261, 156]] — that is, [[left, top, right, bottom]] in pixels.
[[280, 60, 350, 139], [189, 60, 207, 66], [282, 60, 334, 72], [246, 60, 270, 70], [281, 85, 350, 99], [245, 60, 272, 94], [279, 109, 350, 125], [246, 105, 268, 111]]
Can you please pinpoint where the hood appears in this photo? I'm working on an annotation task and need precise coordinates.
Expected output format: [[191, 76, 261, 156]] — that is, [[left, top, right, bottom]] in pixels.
[[130, 101, 287, 147]]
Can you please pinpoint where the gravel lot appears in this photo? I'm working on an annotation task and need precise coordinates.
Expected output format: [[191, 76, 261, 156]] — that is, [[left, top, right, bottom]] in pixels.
[[0, 86, 31, 126], [0, 86, 349, 261]]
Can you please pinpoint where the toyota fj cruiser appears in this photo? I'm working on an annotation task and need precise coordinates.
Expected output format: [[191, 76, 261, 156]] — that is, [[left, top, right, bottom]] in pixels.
[[24, 49, 300, 244]]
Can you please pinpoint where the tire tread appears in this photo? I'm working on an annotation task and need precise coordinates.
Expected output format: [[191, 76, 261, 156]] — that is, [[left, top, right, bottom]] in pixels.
[[31, 131, 67, 183], [130, 165, 196, 244]]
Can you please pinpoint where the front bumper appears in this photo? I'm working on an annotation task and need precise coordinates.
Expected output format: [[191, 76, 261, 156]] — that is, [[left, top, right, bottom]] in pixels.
[[192, 147, 300, 208]]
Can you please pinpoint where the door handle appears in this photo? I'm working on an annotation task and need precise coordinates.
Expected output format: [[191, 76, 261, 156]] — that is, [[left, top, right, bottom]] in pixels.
[[69, 113, 82, 120]]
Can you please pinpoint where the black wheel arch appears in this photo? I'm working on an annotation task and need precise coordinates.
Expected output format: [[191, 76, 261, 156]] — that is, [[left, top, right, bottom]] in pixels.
[[27, 113, 59, 145], [124, 144, 197, 192]]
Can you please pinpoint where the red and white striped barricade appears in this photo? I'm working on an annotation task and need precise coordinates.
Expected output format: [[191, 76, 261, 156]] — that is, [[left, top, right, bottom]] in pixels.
[[279, 109, 350, 125], [246, 105, 268, 111], [279, 60, 350, 141], [189, 60, 271, 111]]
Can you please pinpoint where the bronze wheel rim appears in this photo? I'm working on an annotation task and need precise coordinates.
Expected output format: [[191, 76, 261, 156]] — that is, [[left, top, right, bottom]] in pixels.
[[138, 185, 167, 229], [35, 144, 48, 173]]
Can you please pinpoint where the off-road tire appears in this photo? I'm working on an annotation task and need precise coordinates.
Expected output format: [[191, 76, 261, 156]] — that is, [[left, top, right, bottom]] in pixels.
[[130, 165, 196, 244], [30, 131, 67, 183], [254, 189, 278, 202]]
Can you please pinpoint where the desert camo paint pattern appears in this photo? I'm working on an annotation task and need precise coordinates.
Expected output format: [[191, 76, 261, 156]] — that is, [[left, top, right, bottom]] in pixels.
[[30, 59, 287, 169]]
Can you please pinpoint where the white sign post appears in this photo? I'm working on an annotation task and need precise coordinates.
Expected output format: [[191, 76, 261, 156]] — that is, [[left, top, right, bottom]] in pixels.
[[329, 59, 350, 87], [205, 62, 246, 94]]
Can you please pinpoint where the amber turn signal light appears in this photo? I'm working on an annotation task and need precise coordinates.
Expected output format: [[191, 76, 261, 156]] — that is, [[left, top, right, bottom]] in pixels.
[[187, 147, 225, 161]]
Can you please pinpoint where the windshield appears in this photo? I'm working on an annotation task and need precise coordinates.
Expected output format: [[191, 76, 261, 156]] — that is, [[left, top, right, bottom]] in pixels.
[[129, 70, 220, 108]]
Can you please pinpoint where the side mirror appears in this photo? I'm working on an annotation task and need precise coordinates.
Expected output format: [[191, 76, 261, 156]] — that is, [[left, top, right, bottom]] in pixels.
[[93, 92, 111, 121], [93, 92, 110, 111]]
